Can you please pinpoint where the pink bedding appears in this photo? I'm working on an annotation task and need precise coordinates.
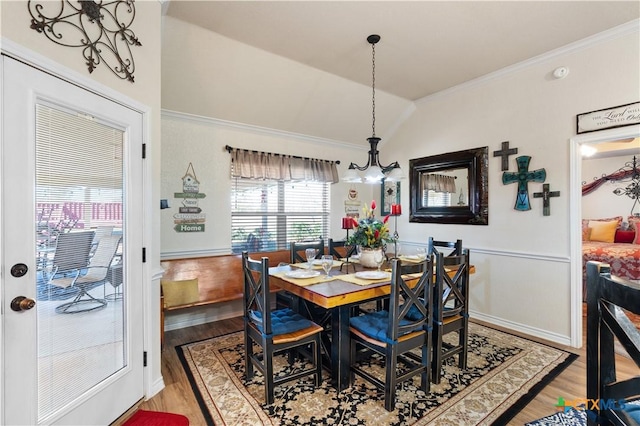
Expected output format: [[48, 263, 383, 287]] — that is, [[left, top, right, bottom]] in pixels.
[[582, 241, 640, 293]]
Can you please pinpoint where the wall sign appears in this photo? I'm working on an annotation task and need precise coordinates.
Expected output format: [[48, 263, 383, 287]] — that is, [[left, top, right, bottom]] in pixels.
[[174, 163, 206, 232], [577, 102, 640, 134]]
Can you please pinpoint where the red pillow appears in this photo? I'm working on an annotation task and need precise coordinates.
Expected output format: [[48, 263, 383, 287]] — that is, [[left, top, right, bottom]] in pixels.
[[614, 229, 636, 244]]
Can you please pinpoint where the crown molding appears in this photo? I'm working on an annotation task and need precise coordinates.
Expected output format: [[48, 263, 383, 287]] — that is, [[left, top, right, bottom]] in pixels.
[[417, 19, 640, 105]]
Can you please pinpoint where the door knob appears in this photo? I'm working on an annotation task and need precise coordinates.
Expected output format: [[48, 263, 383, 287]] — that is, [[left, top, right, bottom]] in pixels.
[[10, 296, 36, 312]]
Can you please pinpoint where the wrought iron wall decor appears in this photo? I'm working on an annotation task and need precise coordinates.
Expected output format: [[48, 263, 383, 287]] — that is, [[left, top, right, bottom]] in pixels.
[[583, 156, 639, 215], [28, 0, 142, 82]]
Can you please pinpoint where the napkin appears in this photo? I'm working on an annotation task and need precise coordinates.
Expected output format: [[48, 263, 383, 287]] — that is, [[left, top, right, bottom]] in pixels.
[[273, 271, 337, 286], [340, 273, 390, 286]]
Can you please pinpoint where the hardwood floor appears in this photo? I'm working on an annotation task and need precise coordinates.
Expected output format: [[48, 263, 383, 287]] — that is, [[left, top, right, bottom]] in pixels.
[[118, 309, 637, 426]]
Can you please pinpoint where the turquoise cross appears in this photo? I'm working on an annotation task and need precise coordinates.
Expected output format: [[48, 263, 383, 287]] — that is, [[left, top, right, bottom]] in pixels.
[[502, 156, 546, 211]]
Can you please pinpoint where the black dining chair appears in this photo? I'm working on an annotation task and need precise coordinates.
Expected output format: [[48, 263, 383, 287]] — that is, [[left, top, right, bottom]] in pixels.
[[427, 237, 463, 258], [431, 249, 470, 384], [349, 256, 433, 411], [242, 251, 323, 405], [328, 238, 356, 273], [586, 261, 640, 426], [276, 238, 325, 310], [290, 238, 325, 264]]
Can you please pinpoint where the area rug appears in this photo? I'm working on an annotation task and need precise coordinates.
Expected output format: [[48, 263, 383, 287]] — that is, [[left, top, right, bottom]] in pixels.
[[525, 406, 586, 425], [526, 401, 640, 425], [177, 323, 577, 425]]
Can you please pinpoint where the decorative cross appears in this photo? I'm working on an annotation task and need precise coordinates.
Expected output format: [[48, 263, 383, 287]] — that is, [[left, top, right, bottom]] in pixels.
[[533, 183, 560, 216], [502, 156, 546, 211], [493, 141, 518, 171]]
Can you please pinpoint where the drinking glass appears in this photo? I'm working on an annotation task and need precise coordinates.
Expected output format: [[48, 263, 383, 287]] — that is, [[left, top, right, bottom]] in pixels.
[[321, 255, 333, 278], [416, 247, 427, 260], [305, 248, 317, 268], [373, 250, 385, 272]]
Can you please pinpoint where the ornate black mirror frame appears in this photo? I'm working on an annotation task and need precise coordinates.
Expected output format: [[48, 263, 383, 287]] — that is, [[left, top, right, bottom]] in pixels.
[[409, 146, 489, 225]]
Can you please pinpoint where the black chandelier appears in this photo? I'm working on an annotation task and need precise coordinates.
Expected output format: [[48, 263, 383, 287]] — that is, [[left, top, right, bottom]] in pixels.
[[342, 35, 403, 184]]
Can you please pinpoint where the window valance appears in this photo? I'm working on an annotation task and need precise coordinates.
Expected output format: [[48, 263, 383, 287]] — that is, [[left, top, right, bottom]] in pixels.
[[422, 174, 457, 193], [226, 145, 339, 183]]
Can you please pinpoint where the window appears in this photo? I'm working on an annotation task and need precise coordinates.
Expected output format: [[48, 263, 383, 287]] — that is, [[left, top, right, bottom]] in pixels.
[[423, 190, 452, 207], [231, 178, 330, 253]]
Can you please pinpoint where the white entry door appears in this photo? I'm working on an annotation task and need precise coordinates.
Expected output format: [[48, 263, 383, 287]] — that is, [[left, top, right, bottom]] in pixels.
[[2, 57, 144, 425]]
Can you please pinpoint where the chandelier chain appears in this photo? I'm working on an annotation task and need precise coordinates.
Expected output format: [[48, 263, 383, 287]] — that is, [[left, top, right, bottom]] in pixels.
[[371, 41, 376, 137]]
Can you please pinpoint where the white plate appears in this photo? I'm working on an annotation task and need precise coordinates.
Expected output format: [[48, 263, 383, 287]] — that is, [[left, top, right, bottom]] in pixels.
[[312, 259, 339, 266], [285, 269, 321, 279], [355, 271, 389, 280]]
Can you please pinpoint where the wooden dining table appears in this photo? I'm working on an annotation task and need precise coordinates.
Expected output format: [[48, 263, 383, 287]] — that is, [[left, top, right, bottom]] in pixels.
[[269, 259, 475, 392]]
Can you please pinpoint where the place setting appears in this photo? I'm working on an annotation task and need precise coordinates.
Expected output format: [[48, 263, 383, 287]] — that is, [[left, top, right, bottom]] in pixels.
[[277, 254, 340, 286]]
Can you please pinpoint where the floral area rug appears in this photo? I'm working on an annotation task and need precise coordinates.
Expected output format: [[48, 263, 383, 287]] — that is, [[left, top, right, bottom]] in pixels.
[[176, 323, 577, 426]]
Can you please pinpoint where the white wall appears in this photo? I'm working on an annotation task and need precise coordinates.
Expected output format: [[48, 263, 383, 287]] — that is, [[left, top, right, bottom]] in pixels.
[[1, 0, 164, 400], [160, 111, 378, 258], [582, 154, 639, 220], [390, 25, 639, 343]]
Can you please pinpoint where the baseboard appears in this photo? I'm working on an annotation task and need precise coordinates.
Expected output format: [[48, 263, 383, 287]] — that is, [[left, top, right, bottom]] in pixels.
[[471, 309, 572, 347]]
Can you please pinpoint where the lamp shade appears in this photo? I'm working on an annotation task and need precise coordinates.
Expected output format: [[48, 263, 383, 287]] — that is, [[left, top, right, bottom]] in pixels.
[[363, 165, 385, 183], [342, 168, 362, 183], [385, 166, 405, 182]]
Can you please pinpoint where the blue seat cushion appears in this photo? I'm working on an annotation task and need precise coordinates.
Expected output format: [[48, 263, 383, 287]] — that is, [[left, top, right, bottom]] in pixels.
[[249, 308, 314, 336], [625, 400, 640, 423], [403, 298, 426, 321], [350, 310, 422, 344]]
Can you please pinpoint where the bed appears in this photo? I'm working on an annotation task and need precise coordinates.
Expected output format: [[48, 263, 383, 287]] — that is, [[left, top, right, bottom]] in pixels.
[[581, 216, 640, 299]]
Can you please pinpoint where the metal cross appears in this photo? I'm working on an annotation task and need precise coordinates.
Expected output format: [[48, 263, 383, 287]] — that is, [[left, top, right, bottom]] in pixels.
[[493, 141, 518, 171], [533, 184, 560, 216], [502, 156, 546, 211]]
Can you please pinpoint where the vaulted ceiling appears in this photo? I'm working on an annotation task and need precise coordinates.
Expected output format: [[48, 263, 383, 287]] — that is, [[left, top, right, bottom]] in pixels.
[[164, 1, 639, 102]]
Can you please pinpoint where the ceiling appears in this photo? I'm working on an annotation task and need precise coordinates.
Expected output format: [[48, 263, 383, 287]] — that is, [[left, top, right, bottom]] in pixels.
[[164, 1, 640, 102]]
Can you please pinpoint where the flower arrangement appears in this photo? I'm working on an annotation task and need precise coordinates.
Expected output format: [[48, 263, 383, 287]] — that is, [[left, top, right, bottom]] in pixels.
[[346, 200, 393, 249]]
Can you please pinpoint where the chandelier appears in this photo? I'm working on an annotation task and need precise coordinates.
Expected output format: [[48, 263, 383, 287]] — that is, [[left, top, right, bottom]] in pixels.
[[342, 35, 403, 184]]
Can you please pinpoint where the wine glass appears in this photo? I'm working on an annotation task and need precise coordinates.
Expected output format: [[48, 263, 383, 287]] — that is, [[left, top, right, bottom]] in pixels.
[[321, 255, 333, 278], [305, 248, 317, 268], [373, 250, 385, 272], [355, 245, 363, 258]]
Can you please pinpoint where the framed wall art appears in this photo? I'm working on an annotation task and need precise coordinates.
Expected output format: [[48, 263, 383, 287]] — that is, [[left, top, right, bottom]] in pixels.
[[381, 180, 400, 215], [577, 102, 640, 134]]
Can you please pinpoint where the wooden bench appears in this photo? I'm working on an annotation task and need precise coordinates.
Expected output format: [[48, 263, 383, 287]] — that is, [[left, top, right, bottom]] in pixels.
[[160, 250, 290, 346]]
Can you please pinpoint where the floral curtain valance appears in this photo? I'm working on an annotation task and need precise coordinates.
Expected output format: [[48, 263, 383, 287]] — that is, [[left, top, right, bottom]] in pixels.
[[422, 174, 457, 193], [228, 146, 339, 183]]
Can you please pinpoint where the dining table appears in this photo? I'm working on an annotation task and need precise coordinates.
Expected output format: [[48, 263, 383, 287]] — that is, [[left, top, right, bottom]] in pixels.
[[268, 257, 475, 392]]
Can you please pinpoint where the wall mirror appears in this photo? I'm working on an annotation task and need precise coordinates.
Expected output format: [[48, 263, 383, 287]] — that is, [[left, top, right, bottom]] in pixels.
[[409, 146, 489, 225]]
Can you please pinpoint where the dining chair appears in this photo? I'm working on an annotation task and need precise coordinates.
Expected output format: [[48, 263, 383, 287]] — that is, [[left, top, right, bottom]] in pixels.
[[276, 238, 326, 310], [427, 237, 463, 257], [55, 235, 122, 314], [242, 251, 323, 405], [290, 238, 325, 263], [431, 249, 470, 384], [586, 261, 640, 426], [349, 256, 433, 411], [328, 238, 356, 273]]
